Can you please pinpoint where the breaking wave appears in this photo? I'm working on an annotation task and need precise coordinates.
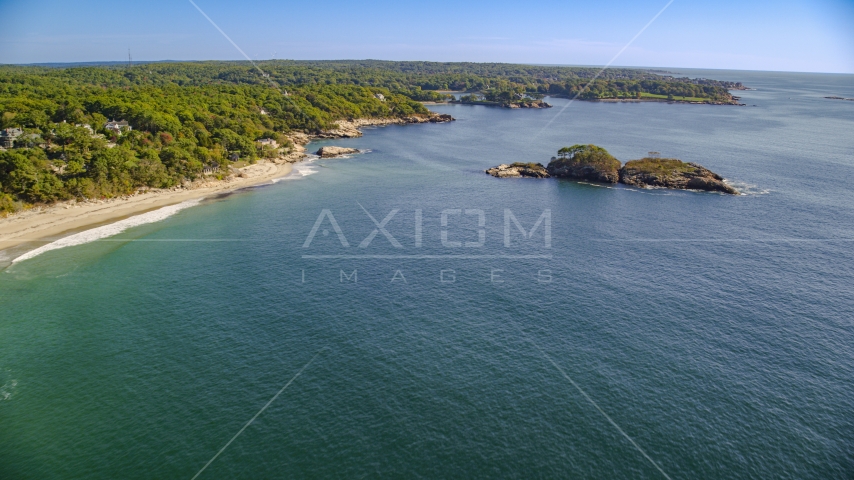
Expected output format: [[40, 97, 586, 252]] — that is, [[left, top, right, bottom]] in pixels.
[[726, 180, 770, 196], [11, 199, 204, 264], [272, 157, 320, 182]]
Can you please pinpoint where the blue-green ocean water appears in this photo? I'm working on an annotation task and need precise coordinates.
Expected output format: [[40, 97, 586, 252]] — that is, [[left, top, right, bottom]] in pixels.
[[1, 70, 853, 479]]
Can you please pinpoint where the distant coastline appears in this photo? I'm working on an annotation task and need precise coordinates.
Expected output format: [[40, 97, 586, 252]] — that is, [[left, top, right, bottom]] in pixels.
[[432, 95, 743, 106]]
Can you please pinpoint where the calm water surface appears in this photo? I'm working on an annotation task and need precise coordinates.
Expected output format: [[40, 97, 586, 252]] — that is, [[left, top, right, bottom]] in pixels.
[[1, 70, 853, 479]]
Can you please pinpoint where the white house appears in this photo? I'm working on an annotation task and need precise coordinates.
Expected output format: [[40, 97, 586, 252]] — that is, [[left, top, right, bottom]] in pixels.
[[104, 120, 131, 134]]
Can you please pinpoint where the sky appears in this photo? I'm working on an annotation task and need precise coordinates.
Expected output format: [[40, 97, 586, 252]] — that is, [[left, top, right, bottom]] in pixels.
[[0, 0, 852, 73]]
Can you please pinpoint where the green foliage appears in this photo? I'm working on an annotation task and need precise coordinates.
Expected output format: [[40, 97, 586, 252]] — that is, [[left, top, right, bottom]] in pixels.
[[623, 158, 695, 174], [0, 149, 67, 203], [510, 162, 544, 169], [0, 191, 21, 215], [553, 144, 621, 170]]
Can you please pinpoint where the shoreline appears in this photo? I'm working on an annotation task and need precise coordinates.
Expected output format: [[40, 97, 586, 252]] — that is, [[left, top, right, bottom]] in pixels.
[[0, 160, 295, 257], [0, 114, 453, 261], [421, 95, 743, 106]]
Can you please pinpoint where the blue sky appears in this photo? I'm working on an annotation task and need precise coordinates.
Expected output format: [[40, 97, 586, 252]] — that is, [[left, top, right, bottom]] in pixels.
[[0, 0, 852, 73]]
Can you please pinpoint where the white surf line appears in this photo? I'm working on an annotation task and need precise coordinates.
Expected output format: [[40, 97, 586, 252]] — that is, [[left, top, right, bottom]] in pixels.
[[10, 199, 204, 264], [509, 321, 673, 480], [534, 0, 676, 138], [190, 348, 326, 480]]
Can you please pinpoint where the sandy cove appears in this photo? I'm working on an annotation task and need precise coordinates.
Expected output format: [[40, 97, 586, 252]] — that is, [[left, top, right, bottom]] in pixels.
[[0, 145, 301, 254], [0, 114, 454, 256]]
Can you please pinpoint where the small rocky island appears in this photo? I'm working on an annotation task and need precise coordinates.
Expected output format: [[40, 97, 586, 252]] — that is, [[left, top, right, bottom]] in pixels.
[[451, 96, 552, 109], [485, 163, 550, 178], [501, 100, 551, 109], [315, 146, 360, 158], [486, 144, 738, 194]]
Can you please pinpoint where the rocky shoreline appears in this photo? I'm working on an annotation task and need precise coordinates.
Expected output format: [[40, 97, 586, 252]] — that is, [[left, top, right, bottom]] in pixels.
[[315, 146, 360, 158], [312, 113, 454, 139], [450, 100, 551, 109], [485, 163, 550, 178], [619, 159, 738, 194], [546, 93, 744, 106], [486, 144, 738, 194]]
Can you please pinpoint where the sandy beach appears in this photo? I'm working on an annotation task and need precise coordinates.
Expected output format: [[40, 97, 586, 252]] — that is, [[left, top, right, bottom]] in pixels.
[[0, 157, 295, 256]]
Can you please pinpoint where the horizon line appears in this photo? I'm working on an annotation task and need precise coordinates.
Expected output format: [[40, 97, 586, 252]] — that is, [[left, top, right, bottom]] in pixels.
[[0, 59, 851, 75]]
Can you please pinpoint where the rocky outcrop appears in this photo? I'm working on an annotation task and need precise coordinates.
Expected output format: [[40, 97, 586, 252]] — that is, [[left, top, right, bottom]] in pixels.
[[426, 114, 455, 122], [501, 100, 552, 109], [315, 146, 360, 158], [619, 158, 738, 194], [546, 145, 621, 183], [485, 163, 550, 178], [522, 145, 741, 194], [314, 113, 455, 139]]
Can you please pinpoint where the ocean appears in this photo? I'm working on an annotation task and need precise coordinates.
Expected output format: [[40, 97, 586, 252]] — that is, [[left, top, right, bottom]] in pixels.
[[1, 69, 853, 479]]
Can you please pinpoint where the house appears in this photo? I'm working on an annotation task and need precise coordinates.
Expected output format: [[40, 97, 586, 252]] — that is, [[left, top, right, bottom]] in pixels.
[[256, 138, 278, 148], [0, 128, 23, 148], [374, 93, 385, 101], [203, 162, 220, 175], [104, 119, 131, 135]]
